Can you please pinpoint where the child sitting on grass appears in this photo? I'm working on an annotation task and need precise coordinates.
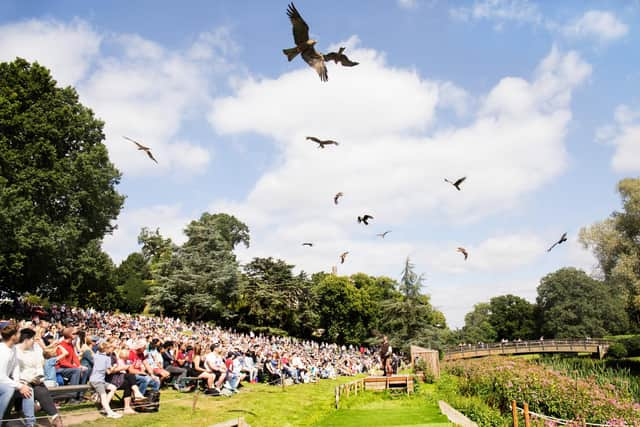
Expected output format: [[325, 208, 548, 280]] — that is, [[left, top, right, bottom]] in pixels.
[[89, 342, 122, 419]]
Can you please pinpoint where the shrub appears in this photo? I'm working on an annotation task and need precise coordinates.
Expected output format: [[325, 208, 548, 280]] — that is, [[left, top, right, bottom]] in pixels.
[[620, 336, 640, 357], [607, 342, 628, 359]]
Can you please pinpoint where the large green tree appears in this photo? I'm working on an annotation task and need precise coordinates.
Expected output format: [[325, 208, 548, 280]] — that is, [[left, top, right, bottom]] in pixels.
[[536, 267, 629, 338], [487, 294, 536, 340], [460, 302, 498, 343], [0, 59, 124, 298], [381, 258, 447, 351], [237, 257, 317, 337], [146, 213, 249, 322], [580, 178, 640, 329], [115, 252, 151, 313]]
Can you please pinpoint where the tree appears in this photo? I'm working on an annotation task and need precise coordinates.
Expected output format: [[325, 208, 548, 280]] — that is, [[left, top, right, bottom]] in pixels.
[[67, 240, 119, 309], [0, 59, 124, 298], [460, 302, 497, 343], [487, 295, 536, 340], [381, 258, 447, 351], [580, 178, 640, 328], [314, 275, 373, 345], [237, 257, 317, 337], [536, 267, 629, 338], [115, 252, 151, 313], [146, 213, 249, 322]]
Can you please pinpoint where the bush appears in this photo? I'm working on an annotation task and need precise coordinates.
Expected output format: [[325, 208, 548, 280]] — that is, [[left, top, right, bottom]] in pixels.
[[620, 336, 640, 357], [607, 342, 628, 359]]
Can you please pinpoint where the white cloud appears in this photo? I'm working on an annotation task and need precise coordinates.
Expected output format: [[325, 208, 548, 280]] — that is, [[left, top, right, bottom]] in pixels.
[[206, 42, 590, 325], [0, 19, 240, 178], [0, 19, 101, 86], [102, 204, 192, 264], [450, 0, 544, 27], [597, 104, 640, 173], [562, 10, 628, 43], [397, 0, 418, 9]]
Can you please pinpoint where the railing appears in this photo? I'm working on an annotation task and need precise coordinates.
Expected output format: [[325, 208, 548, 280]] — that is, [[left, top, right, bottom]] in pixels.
[[334, 378, 365, 409], [444, 339, 610, 360]]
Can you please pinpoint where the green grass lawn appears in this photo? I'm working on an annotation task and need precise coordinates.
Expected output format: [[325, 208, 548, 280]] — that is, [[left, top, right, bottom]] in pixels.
[[79, 376, 364, 427], [314, 384, 451, 427]]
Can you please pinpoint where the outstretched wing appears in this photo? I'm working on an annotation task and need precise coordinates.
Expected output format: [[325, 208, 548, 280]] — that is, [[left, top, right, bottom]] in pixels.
[[323, 52, 338, 62], [123, 136, 149, 151], [146, 151, 158, 164], [454, 177, 467, 186], [306, 136, 321, 143], [302, 48, 328, 82], [339, 55, 359, 67], [287, 3, 310, 45]]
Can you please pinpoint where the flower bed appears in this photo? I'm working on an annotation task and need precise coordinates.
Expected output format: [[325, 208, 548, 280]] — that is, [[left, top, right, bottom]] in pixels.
[[444, 357, 640, 425]]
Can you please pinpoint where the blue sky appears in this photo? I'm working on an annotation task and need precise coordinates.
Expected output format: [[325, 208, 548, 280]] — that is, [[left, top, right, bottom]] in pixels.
[[1, 0, 640, 328]]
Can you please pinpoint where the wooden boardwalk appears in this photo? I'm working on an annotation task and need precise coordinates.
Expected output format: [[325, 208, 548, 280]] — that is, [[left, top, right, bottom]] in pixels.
[[444, 339, 609, 361]]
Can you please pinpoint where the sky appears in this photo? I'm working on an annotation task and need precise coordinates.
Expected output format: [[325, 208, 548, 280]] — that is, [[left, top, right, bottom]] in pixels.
[[1, 0, 640, 328]]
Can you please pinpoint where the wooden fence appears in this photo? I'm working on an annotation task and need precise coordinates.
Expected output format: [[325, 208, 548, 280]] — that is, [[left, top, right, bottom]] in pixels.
[[334, 376, 415, 409]]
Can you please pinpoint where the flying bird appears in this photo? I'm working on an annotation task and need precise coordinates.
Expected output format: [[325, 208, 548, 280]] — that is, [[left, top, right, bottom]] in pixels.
[[358, 215, 374, 225], [306, 136, 339, 149], [324, 47, 359, 67], [334, 192, 344, 205], [377, 231, 392, 239], [302, 242, 313, 247], [282, 3, 328, 82], [445, 177, 466, 191], [457, 247, 469, 260], [547, 232, 568, 252], [123, 136, 158, 163], [339, 251, 349, 264]]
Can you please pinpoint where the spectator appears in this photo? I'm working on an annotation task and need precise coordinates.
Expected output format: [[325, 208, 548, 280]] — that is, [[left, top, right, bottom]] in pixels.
[[79, 336, 95, 377], [160, 342, 187, 388], [204, 345, 227, 391], [127, 342, 160, 396], [56, 328, 88, 401], [189, 345, 216, 391], [16, 328, 63, 427], [107, 349, 145, 414], [0, 323, 36, 427], [89, 342, 122, 419], [42, 344, 67, 387]]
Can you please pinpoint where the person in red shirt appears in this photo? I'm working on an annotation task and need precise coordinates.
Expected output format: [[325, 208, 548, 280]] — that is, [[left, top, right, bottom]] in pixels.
[[55, 327, 88, 400]]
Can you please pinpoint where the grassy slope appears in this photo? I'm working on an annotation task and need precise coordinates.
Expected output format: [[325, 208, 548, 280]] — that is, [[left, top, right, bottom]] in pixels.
[[315, 385, 451, 427], [81, 377, 363, 427]]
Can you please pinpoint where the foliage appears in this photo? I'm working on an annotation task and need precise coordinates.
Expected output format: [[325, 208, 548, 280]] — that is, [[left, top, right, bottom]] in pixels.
[[608, 342, 629, 359], [436, 374, 509, 427], [380, 258, 448, 352], [580, 178, 640, 329], [146, 213, 249, 322], [444, 357, 640, 424], [23, 294, 49, 309], [460, 302, 498, 344], [237, 257, 317, 337], [115, 252, 150, 313], [536, 267, 629, 338], [0, 58, 124, 299], [487, 295, 536, 341], [67, 240, 119, 309]]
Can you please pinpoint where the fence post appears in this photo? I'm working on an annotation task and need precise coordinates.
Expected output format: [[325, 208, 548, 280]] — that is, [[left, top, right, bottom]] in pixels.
[[192, 388, 199, 415], [523, 403, 530, 427], [512, 400, 518, 427], [335, 386, 339, 409]]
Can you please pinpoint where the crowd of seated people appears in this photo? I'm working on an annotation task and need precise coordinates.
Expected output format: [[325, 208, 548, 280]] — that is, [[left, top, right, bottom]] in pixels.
[[1, 306, 379, 425]]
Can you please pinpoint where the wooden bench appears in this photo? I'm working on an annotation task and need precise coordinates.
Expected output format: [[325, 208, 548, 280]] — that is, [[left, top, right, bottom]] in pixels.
[[48, 384, 91, 401], [363, 375, 414, 393]]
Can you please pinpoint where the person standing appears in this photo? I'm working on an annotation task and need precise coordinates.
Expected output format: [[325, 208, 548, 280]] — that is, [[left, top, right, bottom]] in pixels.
[[379, 336, 392, 377], [0, 323, 36, 427]]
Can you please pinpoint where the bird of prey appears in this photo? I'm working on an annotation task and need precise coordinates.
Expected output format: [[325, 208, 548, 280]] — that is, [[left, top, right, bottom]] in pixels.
[[306, 136, 339, 149], [302, 242, 313, 247], [457, 247, 469, 260], [445, 177, 466, 191], [123, 136, 158, 163], [324, 47, 359, 67], [358, 215, 374, 225], [377, 231, 391, 239], [334, 192, 344, 205], [547, 232, 568, 252], [282, 3, 328, 82], [339, 251, 349, 264]]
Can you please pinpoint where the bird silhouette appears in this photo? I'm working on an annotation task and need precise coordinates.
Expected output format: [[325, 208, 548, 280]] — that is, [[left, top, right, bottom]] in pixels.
[[376, 231, 391, 238], [457, 247, 469, 260], [306, 136, 339, 149], [357, 215, 374, 225], [547, 232, 568, 252], [339, 251, 349, 264], [445, 177, 466, 191], [334, 192, 344, 205], [123, 136, 158, 163], [282, 3, 328, 81], [302, 242, 313, 247], [323, 47, 359, 67]]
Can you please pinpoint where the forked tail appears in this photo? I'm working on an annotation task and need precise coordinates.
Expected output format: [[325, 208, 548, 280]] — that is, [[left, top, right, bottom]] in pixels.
[[283, 47, 299, 61]]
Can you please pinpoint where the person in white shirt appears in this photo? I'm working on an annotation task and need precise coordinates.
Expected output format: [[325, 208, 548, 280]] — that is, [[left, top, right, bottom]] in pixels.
[[0, 323, 35, 427], [16, 328, 63, 426]]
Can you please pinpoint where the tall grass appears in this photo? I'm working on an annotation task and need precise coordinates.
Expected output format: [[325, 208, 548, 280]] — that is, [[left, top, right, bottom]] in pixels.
[[536, 357, 640, 402]]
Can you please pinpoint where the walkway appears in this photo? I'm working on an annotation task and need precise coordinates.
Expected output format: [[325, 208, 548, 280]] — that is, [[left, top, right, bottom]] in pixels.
[[444, 339, 609, 361]]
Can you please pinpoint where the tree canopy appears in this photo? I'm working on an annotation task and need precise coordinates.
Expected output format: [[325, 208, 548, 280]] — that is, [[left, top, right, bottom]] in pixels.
[[0, 58, 124, 299]]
